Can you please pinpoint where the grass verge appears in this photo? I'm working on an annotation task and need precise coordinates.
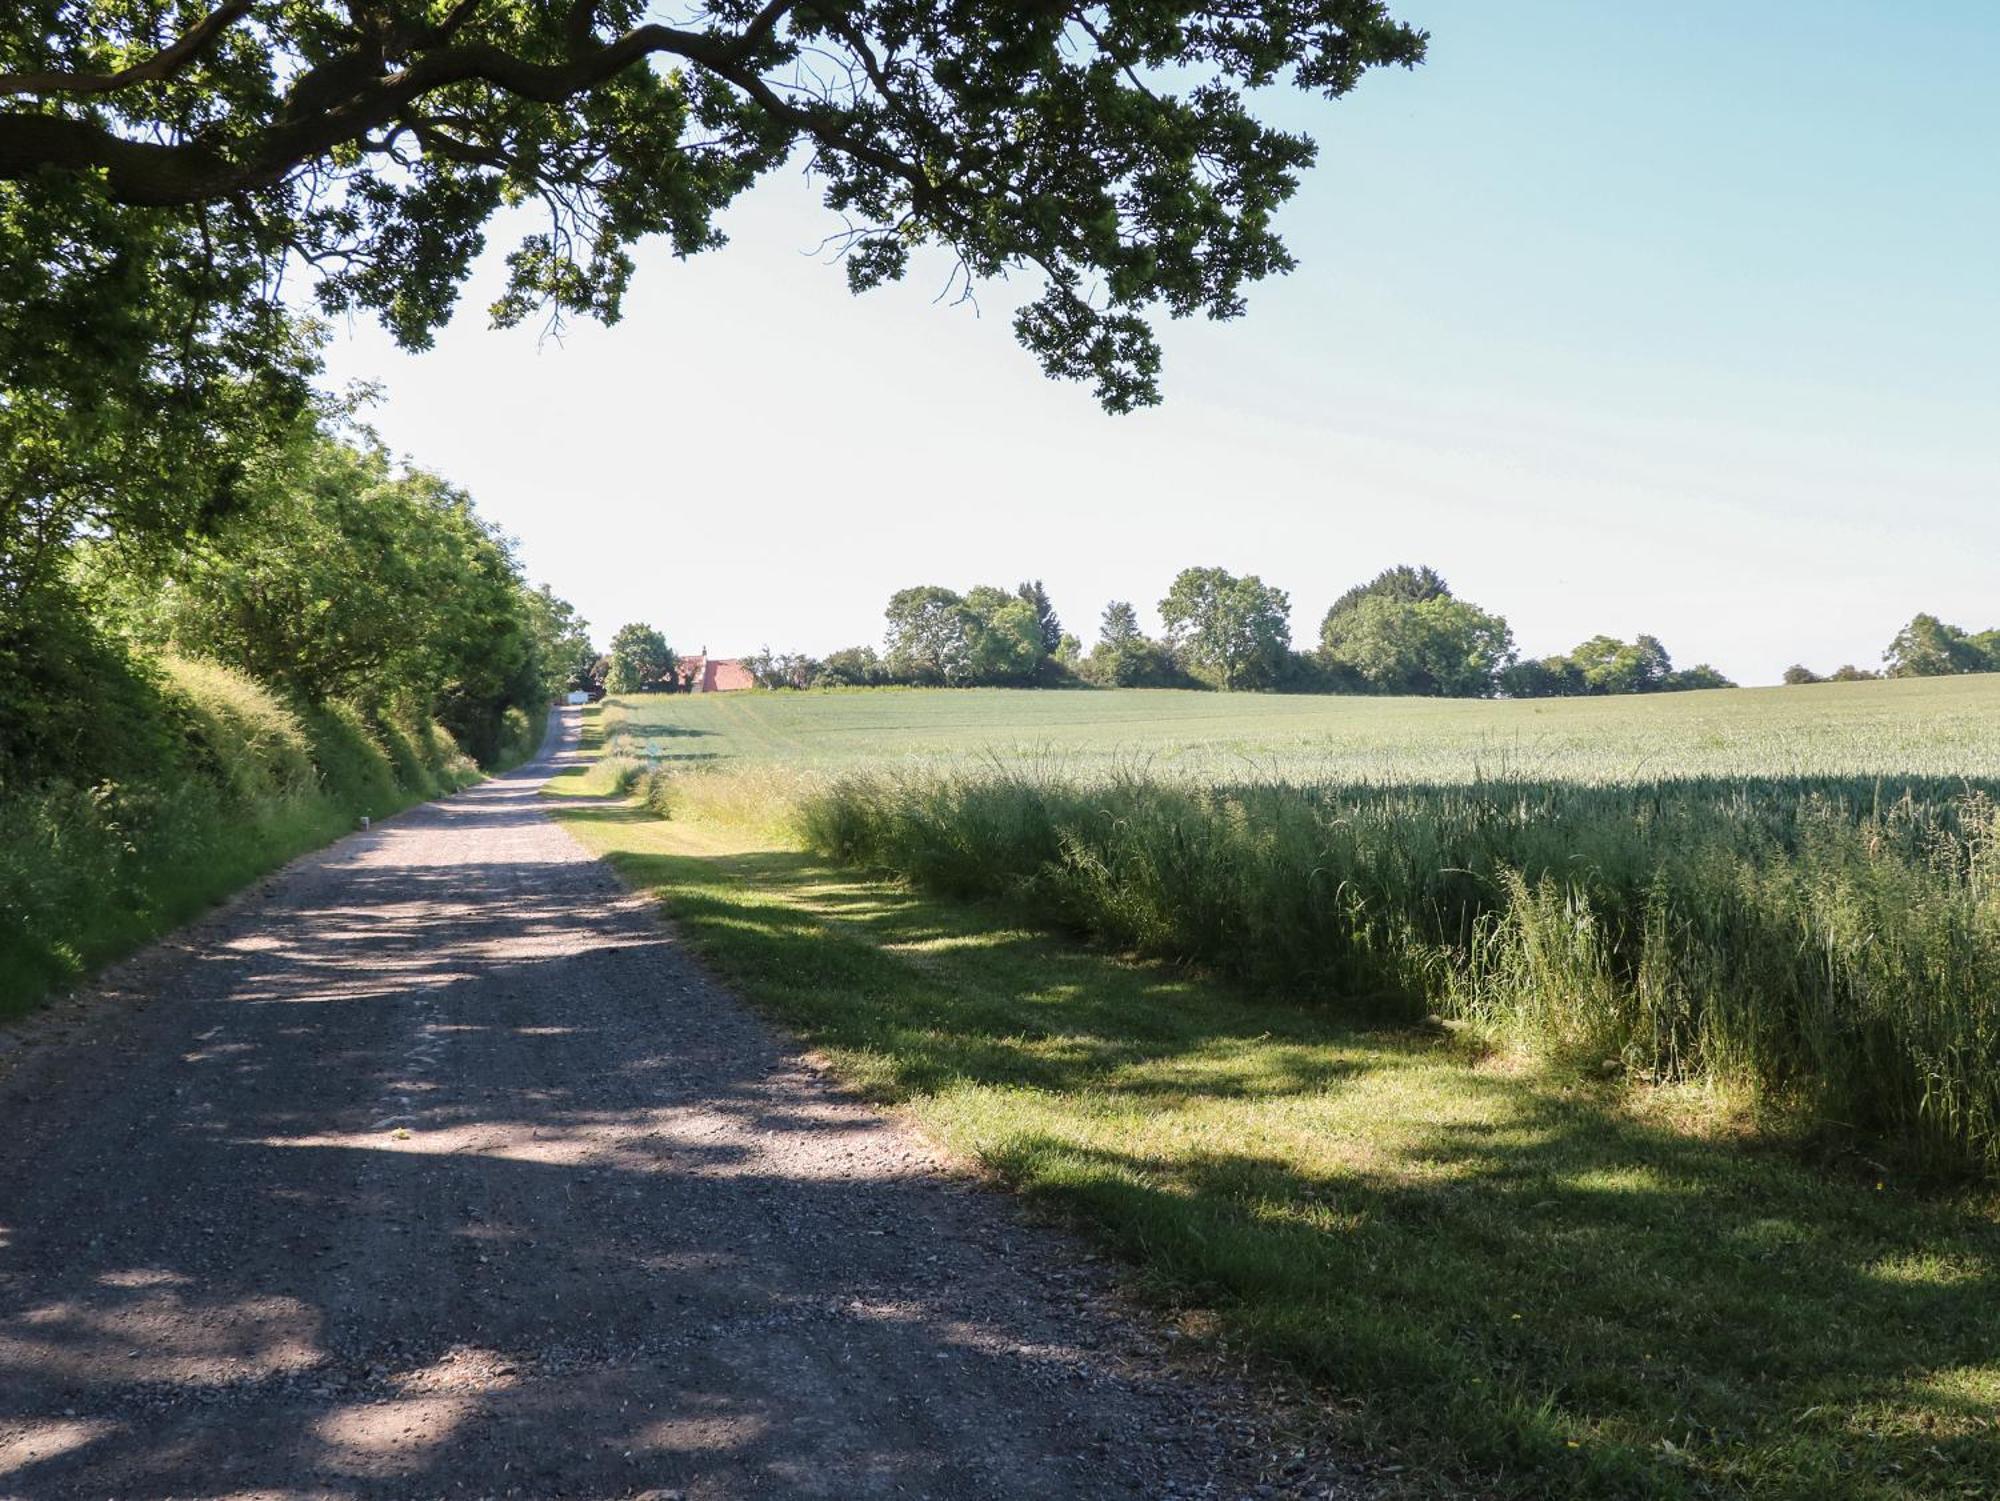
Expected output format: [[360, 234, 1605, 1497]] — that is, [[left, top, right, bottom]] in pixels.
[[552, 743, 2000, 1499], [796, 767, 2000, 1177]]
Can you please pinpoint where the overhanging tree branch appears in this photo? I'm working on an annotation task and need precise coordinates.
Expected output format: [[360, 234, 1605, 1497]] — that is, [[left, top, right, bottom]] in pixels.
[[0, 19, 941, 217], [0, 1, 256, 99], [0, 2, 1426, 411]]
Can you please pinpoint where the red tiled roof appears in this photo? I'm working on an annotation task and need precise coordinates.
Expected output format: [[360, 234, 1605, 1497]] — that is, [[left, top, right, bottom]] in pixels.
[[677, 654, 754, 692], [705, 658, 756, 692]]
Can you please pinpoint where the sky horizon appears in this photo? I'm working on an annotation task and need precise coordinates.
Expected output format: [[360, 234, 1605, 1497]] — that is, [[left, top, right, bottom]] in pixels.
[[317, 1, 1998, 687]]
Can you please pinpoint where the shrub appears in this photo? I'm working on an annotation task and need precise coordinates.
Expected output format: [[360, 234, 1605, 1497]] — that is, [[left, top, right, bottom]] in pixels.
[[374, 711, 479, 797], [299, 700, 402, 814], [494, 704, 544, 769]]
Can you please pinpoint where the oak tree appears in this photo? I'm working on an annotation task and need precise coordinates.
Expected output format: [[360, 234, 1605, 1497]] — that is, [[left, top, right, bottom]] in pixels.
[[605, 621, 675, 692], [1158, 565, 1290, 689], [0, 2, 1424, 414]]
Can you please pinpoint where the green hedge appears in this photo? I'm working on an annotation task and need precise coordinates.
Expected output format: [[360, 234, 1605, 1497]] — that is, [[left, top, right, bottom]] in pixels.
[[0, 654, 478, 1016]]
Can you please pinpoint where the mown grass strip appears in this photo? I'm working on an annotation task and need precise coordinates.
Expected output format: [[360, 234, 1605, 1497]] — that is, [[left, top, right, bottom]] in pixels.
[[552, 765, 2000, 1501]]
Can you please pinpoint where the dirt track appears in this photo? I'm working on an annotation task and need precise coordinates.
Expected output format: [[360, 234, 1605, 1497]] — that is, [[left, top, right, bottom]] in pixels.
[[0, 711, 1347, 1499]]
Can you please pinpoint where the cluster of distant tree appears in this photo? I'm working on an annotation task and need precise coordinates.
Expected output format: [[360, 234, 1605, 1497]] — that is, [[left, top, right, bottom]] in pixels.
[[600, 595, 2000, 703], [710, 584, 1076, 692], [1500, 638, 1734, 697], [1784, 614, 2000, 685], [596, 624, 678, 695], [707, 566, 1734, 699], [1309, 565, 1731, 698]]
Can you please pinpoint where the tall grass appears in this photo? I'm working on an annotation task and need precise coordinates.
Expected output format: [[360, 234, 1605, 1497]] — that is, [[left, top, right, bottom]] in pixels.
[[797, 767, 2000, 1174], [581, 706, 813, 834], [0, 655, 478, 1015]]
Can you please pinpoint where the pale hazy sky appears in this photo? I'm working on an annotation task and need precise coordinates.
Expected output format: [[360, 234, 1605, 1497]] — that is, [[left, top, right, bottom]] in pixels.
[[318, 1, 1999, 686]]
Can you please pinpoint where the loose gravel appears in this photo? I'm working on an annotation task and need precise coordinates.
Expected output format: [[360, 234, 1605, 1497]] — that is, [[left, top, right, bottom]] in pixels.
[[0, 712, 1373, 1500]]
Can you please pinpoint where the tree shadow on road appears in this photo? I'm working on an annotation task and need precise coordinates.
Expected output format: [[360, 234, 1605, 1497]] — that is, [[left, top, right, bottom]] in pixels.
[[0, 791, 1220, 1499], [573, 823, 2000, 1501]]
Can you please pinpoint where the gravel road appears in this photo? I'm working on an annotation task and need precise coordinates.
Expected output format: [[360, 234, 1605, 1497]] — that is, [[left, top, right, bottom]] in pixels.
[[0, 711, 1357, 1500]]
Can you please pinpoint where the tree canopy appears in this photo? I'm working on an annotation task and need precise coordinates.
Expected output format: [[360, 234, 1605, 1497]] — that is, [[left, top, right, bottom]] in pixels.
[[1, 1, 1424, 415], [521, 583, 596, 700], [39, 410, 577, 771], [1884, 614, 1995, 678], [1315, 564, 1515, 696], [1322, 592, 1512, 697], [1015, 580, 1064, 657], [1784, 614, 1995, 686], [1158, 566, 1291, 689], [963, 585, 1047, 685], [89, 422, 530, 714], [1321, 562, 1449, 626], [1099, 600, 1142, 650], [1080, 597, 1184, 686], [883, 585, 973, 685], [604, 622, 675, 693], [880, 582, 1061, 687]]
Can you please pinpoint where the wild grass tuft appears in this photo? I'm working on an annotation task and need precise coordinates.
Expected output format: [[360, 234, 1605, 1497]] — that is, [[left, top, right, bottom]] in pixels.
[[798, 768, 2000, 1176]]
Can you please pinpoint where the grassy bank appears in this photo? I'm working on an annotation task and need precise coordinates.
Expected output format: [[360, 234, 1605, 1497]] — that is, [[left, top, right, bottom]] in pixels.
[[0, 655, 483, 1017], [551, 751, 2000, 1500]]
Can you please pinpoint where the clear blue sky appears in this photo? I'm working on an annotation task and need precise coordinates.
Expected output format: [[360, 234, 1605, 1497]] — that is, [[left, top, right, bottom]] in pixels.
[[320, 1, 1999, 684]]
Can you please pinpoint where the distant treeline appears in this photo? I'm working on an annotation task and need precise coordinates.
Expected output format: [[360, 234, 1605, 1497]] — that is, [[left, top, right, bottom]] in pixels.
[[1784, 614, 2000, 685], [675, 567, 1737, 698], [600, 570, 1993, 699]]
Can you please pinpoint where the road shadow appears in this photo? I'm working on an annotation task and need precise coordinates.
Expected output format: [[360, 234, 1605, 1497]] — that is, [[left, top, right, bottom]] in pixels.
[[0, 736, 1228, 1499], [594, 826, 2000, 1498]]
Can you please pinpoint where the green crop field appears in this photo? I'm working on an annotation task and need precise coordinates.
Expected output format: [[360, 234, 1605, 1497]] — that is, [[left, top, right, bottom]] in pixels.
[[593, 675, 2000, 782], [555, 678, 2000, 1500]]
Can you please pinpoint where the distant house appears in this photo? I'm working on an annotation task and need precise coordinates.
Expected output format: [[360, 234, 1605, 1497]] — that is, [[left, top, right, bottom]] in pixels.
[[676, 650, 755, 694]]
